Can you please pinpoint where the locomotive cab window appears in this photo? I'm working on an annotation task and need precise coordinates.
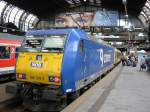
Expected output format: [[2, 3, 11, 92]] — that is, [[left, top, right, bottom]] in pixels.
[[42, 35, 66, 53], [0, 46, 10, 59], [21, 35, 44, 52], [79, 40, 84, 53], [21, 35, 66, 53]]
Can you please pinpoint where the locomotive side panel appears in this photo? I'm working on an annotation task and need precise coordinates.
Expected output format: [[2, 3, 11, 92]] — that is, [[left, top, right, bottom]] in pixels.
[[71, 39, 114, 91]]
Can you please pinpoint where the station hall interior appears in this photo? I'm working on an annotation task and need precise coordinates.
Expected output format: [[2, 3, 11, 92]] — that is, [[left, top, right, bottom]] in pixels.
[[0, 0, 150, 112]]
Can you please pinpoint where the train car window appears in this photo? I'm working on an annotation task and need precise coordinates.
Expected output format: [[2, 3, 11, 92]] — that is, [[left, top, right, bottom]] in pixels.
[[79, 40, 84, 53], [42, 35, 66, 53], [0, 46, 10, 59]]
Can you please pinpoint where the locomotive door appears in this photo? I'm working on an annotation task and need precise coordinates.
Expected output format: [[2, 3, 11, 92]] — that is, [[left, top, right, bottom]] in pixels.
[[79, 40, 87, 81], [83, 52, 87, 81]]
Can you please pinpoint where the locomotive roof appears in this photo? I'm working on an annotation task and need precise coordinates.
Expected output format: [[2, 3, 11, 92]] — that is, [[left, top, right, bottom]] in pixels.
[[26, 28, 88, 39]]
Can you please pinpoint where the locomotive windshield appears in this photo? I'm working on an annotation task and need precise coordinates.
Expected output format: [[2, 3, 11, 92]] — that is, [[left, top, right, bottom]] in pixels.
[[21, 36, 44, 52], [42, 35, 66, 52], [20, 35, 66, 52]]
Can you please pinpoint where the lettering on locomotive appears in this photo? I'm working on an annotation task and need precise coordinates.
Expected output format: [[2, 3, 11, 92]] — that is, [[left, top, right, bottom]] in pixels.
[[30, 75, 45, 81], [99, 48, 104, 67], [30, 62, 43, 68]]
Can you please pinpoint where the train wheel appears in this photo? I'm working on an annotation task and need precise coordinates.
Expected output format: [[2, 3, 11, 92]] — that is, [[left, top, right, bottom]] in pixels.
[[67, 90, 80, 104], [59, 96, 67, 110]]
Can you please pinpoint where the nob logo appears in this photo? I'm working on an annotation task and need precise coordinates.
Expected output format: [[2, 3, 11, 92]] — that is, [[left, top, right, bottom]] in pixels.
[[31, 62, 43, 68], [99, 49, 104, 67]]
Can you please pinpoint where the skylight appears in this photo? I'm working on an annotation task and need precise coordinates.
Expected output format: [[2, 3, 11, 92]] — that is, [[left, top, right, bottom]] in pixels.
[[140, 0, 150, 22]]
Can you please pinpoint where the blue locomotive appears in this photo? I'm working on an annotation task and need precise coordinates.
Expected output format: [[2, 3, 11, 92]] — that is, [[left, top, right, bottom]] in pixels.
[[6, 29, 121, 111]]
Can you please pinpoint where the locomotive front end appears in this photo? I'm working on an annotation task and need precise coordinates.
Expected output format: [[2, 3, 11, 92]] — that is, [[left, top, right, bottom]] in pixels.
[[16, 52, 63, 85], [16, 35, 65, 85]]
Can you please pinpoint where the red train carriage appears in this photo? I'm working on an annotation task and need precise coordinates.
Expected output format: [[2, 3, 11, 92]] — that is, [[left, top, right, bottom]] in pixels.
[[0, 39, 21, 76], [0, 33, 24, 80]]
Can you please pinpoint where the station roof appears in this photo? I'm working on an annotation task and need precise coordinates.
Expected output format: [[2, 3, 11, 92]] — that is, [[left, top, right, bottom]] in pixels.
[[139, 0, 150, 24], [3, 0, 147, 18]]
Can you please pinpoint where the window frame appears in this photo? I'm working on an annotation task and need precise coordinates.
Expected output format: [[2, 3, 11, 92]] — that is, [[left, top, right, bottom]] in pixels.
[[0, 46, 11, 60]]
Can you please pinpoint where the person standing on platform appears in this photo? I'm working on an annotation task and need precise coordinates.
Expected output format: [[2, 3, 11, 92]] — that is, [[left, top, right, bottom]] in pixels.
[[121, 53, 126, 66], [140, 56, 146, 71]]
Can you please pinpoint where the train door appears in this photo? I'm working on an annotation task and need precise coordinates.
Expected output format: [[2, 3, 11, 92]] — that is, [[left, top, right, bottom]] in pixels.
[[79, 40, 87, 81]]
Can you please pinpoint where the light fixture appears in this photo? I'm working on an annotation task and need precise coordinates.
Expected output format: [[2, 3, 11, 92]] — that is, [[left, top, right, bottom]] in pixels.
[[125, 14, 128, 19], [122, 0, 127, 5]]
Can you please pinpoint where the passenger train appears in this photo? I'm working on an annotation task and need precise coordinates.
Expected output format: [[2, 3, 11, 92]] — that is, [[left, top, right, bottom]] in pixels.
[[0, 33, 23, 79], [0, 39, 20, 75], [6, 29, 121, 111]]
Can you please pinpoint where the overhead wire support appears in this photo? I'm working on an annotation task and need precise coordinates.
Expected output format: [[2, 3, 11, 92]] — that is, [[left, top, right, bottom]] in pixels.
[[79, 13, 85, 28], [69, 14, 81, 28]]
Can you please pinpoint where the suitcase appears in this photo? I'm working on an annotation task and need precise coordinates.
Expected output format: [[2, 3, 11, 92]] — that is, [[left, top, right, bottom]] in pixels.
[[141, 64, 146, 69], [132, 62, 136, 67], [126, 60, 131, 66]]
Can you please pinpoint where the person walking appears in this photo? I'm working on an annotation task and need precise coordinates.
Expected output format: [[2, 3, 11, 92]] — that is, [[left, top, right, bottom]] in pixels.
[[121, 53, 126, 66], [140, 56, 146, 71]]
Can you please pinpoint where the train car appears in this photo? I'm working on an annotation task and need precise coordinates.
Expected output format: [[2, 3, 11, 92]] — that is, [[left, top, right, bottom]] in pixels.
[[93, 38, 121, 65], [6, 29, 120, 111], [114, 48, 121, 65], [0, 33, 24, 79], [0, 39, 21, 75]]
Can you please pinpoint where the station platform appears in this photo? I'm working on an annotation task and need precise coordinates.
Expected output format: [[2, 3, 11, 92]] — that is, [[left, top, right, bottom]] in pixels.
[[62, 64, 150, 112]]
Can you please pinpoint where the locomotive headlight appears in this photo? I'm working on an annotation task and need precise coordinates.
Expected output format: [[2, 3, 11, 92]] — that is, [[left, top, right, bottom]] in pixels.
[[49, 76, 55, 82], [16, 74, 26, 79], [36, 55, 42, 61], [54, 77, 61, 83], [49, 76, 60, 83]]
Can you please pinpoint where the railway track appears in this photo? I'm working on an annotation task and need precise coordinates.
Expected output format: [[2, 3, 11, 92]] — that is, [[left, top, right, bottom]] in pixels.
[[0, 97, 31, 112], [0, 97, 65, 112], [0, 73, 15, 84]]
